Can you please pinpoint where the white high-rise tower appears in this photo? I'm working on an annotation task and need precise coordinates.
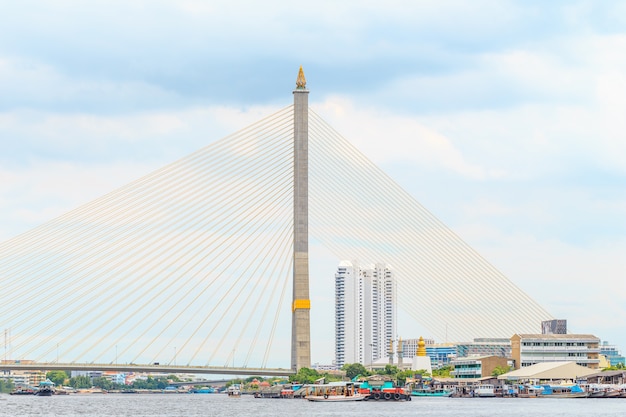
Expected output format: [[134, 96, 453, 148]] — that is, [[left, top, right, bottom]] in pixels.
[[335, 260, 396, 368]]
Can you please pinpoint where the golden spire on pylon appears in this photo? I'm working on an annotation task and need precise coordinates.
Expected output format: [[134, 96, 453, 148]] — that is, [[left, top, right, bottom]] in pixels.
[[296, 66, 307, 89]]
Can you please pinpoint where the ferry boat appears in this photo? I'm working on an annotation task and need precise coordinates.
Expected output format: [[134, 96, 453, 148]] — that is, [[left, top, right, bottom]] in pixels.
[[539, 384, 588, 398], [411, 387, 453, 397], [34, 379, 55, 396], [306, 382, 365, 402], [517, 384, 543, 398]]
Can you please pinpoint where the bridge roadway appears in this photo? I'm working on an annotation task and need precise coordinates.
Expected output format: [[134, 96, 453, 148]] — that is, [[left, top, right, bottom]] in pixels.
[[0, 362, 296, 377]]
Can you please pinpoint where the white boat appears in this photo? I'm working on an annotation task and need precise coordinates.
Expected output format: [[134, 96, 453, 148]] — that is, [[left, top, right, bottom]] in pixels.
[[306, 382, 365, 402], [474, 384, 496, 397], [227, 384, 241, 397]]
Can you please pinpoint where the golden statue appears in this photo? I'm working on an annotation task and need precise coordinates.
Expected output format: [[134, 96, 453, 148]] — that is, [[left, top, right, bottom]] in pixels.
[[296, 66, 307, 89], [417, 336, 427, 357]]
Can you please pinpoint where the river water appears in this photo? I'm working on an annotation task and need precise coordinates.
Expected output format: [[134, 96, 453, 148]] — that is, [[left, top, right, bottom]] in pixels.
[[2, 393, 626, 417]]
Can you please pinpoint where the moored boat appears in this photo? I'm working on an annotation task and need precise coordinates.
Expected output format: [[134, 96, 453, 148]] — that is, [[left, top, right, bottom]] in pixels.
[[539, 384, 588, 398], [34, 379, 55, 396], [227, 384, 241, 397], [474, 384, 496, 397], [10, 386, 35, 395], [411, 387, 453, 397], [306, 382, 365, 402]]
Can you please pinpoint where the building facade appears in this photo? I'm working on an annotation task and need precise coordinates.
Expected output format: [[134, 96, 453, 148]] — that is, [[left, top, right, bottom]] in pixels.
[[600, 341, 626, 367], [510, 334, 601, 369], [335, 261, 396, 368], [456, 338, 511, 359], [450, 355, 510, 380]]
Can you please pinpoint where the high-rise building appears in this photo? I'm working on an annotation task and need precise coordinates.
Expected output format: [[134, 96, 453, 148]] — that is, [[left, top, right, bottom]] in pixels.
[[335, 261, 396, 368]]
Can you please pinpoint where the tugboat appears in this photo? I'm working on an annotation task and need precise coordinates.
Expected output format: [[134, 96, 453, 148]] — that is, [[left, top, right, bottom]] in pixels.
[[34, 379, 55, 396]]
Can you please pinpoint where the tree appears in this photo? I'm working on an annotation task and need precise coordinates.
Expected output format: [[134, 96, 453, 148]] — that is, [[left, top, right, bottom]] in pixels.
[[92, 377, 113, 390], [491, 366, 511, 377], [0, 378, 15, 393], [432, 366, 452, 378], [396, 370, 416, 386], [342, 363, 369, 380], [69, 375, 92, 389], [289, 367, 320, 384], [46, 370, 69, 387], [383, 364, 399, 376]]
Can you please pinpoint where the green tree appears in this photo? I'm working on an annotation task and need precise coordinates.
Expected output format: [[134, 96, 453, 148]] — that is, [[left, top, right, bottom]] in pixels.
[[69, 375, 92, 389], [396, 369, 417, 386], [289, 367, 320, 384], [603, 363, 625, 371], [46, 370, 69, 387], [0, 378, 15, 393], [342, 363, 369, 380], [383, 364, 399, 376], [491, 365, 511, 377], [91, 377, 113, 390], [432, 365, 452, 378]]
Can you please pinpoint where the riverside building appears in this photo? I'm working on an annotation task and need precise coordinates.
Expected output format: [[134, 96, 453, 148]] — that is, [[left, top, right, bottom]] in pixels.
[[334, 260, 396, 368], [510, 333, 601, 369]]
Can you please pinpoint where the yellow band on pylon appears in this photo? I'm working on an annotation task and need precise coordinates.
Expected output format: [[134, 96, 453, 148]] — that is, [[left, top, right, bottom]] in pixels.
[[292, 299, 311, 312]]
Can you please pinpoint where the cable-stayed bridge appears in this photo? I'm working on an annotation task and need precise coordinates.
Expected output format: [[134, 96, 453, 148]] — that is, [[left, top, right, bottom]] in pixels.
[[0, 69, 552, 376]]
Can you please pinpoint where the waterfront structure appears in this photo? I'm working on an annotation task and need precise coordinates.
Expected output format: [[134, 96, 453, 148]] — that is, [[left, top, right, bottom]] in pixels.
[[498, 361, 597, 382], [450, 355, 509, 380], [510, 334, 601, 369], [600, 341, 626, 367], [456, 338, 511, 358], [335, 261, 396, 368]]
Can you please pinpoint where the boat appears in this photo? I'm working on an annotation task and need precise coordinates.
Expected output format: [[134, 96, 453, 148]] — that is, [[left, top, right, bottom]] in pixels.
[[34, 379, 55, 396], [227, 384, 241, 397], [191, 386, 216, 394], [358, 376, 411, 401], [10, 386, 35, 395], [517, 384, 543, 398], [306, 382, 365, 402], [474, 384, 496, 397], [411, 387, 453, 397], [539, 384, 588, 398]]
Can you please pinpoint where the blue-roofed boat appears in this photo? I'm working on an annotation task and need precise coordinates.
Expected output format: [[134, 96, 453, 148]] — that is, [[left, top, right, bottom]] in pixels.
[[35, 379, 55, 396]]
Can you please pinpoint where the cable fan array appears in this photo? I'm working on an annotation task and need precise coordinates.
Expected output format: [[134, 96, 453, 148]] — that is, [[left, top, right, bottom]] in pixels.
[[0, 104, 554, 369], [308, 110, 553, 342], [0, 106, 296, 368]]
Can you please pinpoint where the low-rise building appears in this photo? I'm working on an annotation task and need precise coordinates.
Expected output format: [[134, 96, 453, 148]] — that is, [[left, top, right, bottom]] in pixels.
[[450, 355, 509, 380], [510, 334, 600, 369]]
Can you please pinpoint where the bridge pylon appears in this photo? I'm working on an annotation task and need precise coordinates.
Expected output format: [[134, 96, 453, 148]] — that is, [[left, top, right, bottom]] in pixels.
[[291, 66, 311, 370]]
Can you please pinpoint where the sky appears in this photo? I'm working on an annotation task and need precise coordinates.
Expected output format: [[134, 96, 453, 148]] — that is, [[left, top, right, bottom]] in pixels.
[[1, 0, 625, 364]]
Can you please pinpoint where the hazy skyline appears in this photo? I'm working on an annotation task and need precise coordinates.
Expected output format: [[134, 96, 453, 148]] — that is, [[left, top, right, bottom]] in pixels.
[[1, 1, 625, 362]]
